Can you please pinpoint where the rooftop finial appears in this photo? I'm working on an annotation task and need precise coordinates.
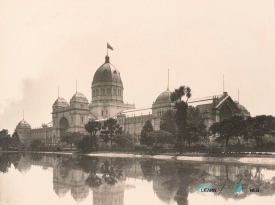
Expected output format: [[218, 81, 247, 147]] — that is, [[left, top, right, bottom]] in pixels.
[[76, 80, 77, 93], [167, 69, 169, 90], [223, 74, 225, 93], [58, 87, 59, 98], [23, 110, 24, 120]]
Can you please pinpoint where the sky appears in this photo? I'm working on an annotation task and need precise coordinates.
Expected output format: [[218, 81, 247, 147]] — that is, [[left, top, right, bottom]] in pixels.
[[0, 0, 275, 133]]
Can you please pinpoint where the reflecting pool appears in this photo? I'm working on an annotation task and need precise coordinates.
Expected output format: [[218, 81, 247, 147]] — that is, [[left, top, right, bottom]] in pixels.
[[0, 153, 275, 205]]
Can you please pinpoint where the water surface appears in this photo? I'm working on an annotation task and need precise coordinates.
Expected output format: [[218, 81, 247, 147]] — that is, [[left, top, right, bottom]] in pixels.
[[0, 153, 275, 205]]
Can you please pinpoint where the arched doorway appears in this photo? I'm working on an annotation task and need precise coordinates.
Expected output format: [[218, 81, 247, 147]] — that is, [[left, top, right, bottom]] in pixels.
[[220, 105, 233, 121], [59, 117, 68, 137]]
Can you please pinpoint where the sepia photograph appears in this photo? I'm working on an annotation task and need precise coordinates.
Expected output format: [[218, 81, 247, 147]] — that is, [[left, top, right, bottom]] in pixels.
[[0, 0, 275, 205]]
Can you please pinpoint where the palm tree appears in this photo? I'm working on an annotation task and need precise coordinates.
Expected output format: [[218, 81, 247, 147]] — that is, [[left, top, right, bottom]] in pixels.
[[170, 86, 192, 153]]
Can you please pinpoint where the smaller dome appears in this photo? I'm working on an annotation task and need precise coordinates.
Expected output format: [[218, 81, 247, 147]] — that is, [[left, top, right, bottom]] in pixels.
[[71, 186, 89, 203], [70, 92, 88, 103], [53, 97, 69, 108], [234, 101, 250, 116], [53, 183, 70, 197], [155, 89, 172, 104], [16, 120, 31, 130]]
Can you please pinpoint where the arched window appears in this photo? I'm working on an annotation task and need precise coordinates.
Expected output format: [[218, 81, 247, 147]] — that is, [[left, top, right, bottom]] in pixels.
[[101, 108, 108, 117], [59, 117, 68, 137], [220, 105, 233, 121]]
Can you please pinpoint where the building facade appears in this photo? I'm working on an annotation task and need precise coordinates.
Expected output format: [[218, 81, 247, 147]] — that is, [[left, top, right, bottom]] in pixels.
[[15, 53, 250, 147]]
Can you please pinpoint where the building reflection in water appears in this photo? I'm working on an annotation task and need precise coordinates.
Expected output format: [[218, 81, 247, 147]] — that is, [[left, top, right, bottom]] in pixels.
[[53, 165, 90, 203], [1, 153, 274, 205]]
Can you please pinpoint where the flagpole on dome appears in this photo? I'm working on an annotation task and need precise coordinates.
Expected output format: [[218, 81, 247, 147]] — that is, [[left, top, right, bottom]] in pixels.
[[107, 42, 113, 56]]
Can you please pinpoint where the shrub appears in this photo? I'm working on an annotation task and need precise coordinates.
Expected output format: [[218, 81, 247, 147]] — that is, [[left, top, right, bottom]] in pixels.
[[135, 144, 149, 149], [100, 143, 109, 150], [76, 135, 101, 153], [115, 134, 134, 148]]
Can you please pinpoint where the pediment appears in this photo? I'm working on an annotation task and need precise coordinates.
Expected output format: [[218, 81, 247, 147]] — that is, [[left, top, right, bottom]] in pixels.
[[215, 95, 239, 111]]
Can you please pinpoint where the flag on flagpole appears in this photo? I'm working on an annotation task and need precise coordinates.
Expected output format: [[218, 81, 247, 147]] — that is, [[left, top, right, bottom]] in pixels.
[[107, 43, 113, 50]]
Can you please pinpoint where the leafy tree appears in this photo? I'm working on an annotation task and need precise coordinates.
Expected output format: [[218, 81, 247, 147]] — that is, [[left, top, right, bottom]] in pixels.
[[100, 118, 122, 147], [140, 120, 154, 146], [0, 129, 11, 150], [85, 120, 102, 150], [60, 132, 84, 149], [0, 130, 23, 150], [0, 154, 11, 173], [160, 109, 178, 136], [170, 86, 192, 153], [147, 130, 175, 147], [30, 139, 44, 151], [245, 115, 275, 147], [0, 129, 9, 136], [185, 106, 207, 147], [76, 135, 97, 152], [11, 131, 19, 138], [114, 133, 134, 148], [210, 116, 246, 150]]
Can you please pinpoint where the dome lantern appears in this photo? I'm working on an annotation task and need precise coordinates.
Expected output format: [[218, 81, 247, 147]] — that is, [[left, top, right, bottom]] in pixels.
[[105, 55, 110, 63]]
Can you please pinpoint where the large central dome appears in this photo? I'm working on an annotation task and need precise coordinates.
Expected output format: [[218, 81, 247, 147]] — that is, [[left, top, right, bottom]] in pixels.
[[92, 56, 122, 84]]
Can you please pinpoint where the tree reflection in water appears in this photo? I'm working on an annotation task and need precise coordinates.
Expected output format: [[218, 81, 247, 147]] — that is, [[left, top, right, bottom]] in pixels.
[[139, 159, 209, 205], [0, 152, 22, 173], [100, 160, 123, 185], [1, 153, 275, 205]]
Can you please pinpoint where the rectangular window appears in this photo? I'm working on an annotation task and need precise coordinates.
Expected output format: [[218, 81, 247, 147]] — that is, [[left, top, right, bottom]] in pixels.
[[113, 89, 117, 96], [96, 89, 99, 96], [93, 90, 95, 97]]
